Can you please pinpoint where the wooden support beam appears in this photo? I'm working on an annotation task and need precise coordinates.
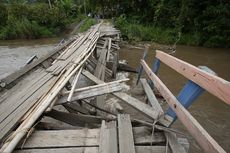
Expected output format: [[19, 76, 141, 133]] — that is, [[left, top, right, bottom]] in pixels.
[[141, 59, 226, 153], [114, 92, 159, 120], [140, 78, 164, 117], [156, 50, 230, 105], [118, 114, 135, 153]]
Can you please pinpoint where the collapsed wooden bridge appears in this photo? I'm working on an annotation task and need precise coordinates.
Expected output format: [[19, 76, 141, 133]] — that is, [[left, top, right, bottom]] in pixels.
[[0, 21, 229, 153]]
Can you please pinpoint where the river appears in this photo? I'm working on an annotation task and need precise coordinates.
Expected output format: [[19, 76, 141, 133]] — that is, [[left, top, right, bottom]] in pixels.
[[0, 39, 229, 152]]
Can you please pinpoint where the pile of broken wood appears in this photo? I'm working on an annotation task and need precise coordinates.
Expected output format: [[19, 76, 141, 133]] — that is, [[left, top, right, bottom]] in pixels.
[[0, 22, 189, 153]]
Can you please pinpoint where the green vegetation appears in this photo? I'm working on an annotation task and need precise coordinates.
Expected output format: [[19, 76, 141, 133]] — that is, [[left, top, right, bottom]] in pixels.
[[87, 0, 230, 48], [79, 18, 96, 32], [0, 0, 86, 39], [0, 0, 229, 48]]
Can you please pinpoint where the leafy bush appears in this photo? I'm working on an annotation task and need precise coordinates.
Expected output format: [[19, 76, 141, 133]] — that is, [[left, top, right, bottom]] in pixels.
[[79, 18, 96, 32]]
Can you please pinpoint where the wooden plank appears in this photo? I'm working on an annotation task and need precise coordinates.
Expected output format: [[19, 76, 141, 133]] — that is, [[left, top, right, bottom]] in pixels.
[[118, 114, 135, 153], [141, 59, 226, 153], [140, 78, 164, 116], [14, 147, 99, 153], [156, 50, 230, 105], [17, 129, 100, 149], [57, 82, 124, 104], [45, 109, 111, 126], [99, 121, 118, 153], [165, 132, 187, 153], [14, 146, 166, 153], [133, 126, 165, 145], [114, 92, 159, 120], [62, 102, 90, 115], [82, 70, 158, 120]]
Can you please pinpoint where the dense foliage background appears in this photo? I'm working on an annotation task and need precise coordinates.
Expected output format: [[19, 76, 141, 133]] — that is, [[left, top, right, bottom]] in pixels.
[[86, 0, 230, 48], [0, 0, 229, 47]]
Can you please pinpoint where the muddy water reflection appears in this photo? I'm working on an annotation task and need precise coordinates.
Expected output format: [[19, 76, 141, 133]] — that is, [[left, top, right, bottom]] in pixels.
[[119, 44, 230, 152]]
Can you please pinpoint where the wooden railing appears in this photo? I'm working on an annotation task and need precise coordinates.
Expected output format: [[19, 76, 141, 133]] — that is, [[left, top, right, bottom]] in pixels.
[[140, 50, 228, 153]]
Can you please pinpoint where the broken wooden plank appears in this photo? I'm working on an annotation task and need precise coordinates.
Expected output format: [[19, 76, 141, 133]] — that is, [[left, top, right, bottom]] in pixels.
[[156, 50, 230, 105], [141, 59, 226, 153], [114, 92, 159, 120], [118, 114, 135, 153], [140, 78, 164, 117], [57, 82, 124, 104], [165, 132, 187, 153], [82, 70, 159, 120]]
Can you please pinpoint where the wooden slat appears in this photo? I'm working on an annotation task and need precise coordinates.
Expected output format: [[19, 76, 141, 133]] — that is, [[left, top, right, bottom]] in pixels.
[[45, 109, 111, 126], [17, 129, 100, 149], [140, 78, 164, 116], [141, 59, 226, 153], [165, 132, 187, 153], [14, 147, 98, 153], [118, 114, 135, 153], [14, 146, 167, 153], [57, 82, 124, 104], [114, 92, 159, 120], [82, 70, 159, 120], [156, 50, 230, 105], [99, 121, 118, 153]]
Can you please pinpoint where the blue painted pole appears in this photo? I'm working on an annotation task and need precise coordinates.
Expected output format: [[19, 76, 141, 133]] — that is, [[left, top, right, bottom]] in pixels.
[[166, 80, 205, 121], [166, 66, 216, 122], [136, 46, 149, 85], [149, 58, 161, 88]]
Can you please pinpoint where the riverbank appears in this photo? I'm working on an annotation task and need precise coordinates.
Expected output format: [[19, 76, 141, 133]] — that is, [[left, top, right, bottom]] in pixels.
[[114, 16, 230, 48]]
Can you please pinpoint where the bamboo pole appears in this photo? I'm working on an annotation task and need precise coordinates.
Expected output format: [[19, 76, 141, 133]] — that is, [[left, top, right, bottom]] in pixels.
[[67, 67, 83, 102]]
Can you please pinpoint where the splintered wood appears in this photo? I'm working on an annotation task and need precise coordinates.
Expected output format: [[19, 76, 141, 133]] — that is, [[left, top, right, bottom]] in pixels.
[[0, 22, 189, 153]]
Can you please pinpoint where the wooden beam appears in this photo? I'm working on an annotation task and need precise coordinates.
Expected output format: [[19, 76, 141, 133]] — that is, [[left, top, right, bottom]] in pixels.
[[99, 121, 118, 153], [82, 70, 159, 120], [57, 82, 124, 104], [45, 109, 112, 126], [17, 129, 100, 149], [141, 59, 226, 153], [14, 146, 167, 153], [114, 92, 159, 120], [156, 50, 230, 105], [165, 132, 187, 153], [118, 114, 136, 153], [140, 78, 164, 116]]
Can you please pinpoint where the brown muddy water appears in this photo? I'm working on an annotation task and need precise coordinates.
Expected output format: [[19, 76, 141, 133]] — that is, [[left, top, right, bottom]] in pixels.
[[0, 38, 229, 152], [119, 44, 230, 152]]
